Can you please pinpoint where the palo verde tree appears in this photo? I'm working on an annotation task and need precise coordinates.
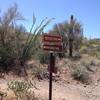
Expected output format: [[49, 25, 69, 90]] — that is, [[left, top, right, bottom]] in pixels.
[[50, 15, 83, 57]]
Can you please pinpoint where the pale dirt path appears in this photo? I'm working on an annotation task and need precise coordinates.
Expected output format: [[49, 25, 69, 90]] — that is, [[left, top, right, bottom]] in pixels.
[[0, 79, 100, 100], [33, 80, 88, 100]]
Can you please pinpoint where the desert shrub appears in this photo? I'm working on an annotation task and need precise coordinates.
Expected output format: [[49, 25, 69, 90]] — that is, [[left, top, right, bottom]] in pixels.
[[80, 45, 88, 54], [50, 15, 83, 57], [32, 66, 49, 80], [70, 52, 81, 61], [72, 66, 90, 84], [93, 52, 100, 59], [8, 80, 37, 100], [81, 61, 90, 68], [0, 48, 14, 71], [35, 50, 49, 64], [96, 46, 100, 52], [82, 60, 100, 72], [0, 4, 52, 75]]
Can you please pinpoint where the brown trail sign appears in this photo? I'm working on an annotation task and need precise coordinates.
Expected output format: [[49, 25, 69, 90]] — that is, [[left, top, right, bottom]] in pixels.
[[43, 34, 62, 52], [42, 34, 63, 100]]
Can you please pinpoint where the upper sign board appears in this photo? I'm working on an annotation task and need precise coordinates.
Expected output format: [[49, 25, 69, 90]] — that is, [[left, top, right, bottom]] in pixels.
[[42, 34, 62, 52]]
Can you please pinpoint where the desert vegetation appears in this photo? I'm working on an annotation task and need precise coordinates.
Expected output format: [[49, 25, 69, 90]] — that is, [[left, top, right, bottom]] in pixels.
[[0, 3, 100, 100]]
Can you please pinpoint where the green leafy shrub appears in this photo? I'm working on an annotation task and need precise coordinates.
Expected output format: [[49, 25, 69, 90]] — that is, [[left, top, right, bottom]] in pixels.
[[0, 4, 52, 75], [32, 66, 49, 80], [80, 46, 89, 54], [0, 48, 14, 71], [20, 17, 53, 65], [72, 66, 90, 84], [37, 50, 49, 64], [35, 50, 49, 64], [8, 80, 37, 100]]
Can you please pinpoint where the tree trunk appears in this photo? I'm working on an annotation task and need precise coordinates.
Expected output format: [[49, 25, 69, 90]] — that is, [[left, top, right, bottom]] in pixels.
[[20, 60, 28, 76], [0, 31, 5, 47], [69, 40, 73, 57]]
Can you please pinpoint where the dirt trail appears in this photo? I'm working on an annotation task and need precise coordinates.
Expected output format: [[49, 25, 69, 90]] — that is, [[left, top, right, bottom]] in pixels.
[[0, 79, 100, 100], [34, 80, 89, 100]]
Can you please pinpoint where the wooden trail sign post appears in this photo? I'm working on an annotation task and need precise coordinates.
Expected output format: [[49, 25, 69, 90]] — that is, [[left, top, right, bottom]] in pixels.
[[42, 34, 62, 100]]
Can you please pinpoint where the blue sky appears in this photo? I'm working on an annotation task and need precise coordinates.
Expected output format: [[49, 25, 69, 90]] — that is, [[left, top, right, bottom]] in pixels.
[[0, 0, 100, 38]]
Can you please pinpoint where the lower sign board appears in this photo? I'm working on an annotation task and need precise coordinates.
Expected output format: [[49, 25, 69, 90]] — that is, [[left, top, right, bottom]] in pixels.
[[42, 34, 62, 52]]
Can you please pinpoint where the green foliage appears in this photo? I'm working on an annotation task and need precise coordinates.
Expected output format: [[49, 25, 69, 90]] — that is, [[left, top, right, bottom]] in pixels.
[[32, 66, 49, 80], [0, 48, 14, 71], [72, 66, 90, 84], [35, 50, 49, 64], [50, 15, 83, 57], [8, 81, 31, 92], [80, 39, 100, 59], [20, 18, 52, 63], [0, 4, 26, 70], [8, 80, 37, 100], [0, 3, 52, 73], [80, 46, 88, 53]]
